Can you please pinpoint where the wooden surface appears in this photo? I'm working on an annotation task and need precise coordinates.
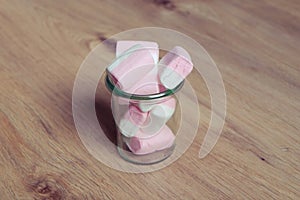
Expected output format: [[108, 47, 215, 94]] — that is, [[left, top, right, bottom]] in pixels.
[[1, 0, 299, 199]]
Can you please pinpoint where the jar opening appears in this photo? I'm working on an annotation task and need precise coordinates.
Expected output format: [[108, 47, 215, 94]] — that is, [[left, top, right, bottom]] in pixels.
[[105, 73, 184, 100]]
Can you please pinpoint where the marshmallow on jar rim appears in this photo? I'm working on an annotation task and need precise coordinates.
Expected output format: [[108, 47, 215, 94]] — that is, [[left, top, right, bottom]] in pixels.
[[114, 65, 162, 106], [116, 40, 159, 64], [125, 65, 160, 95], [127, 125, 175, 155], [159, 46, 193, 90], [107, 44, 155, 90], [114, 40, 160, 94]]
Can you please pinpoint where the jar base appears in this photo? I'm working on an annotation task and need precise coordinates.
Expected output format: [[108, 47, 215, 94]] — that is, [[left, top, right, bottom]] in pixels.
[[117, 144, 175, 165]]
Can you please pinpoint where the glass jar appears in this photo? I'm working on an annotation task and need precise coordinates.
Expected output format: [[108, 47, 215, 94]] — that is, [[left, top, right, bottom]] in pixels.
[[105, 66, 184, 165]]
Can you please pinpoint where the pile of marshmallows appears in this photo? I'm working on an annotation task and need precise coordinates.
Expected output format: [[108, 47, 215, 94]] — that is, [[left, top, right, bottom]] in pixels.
[[107, 41, 193, 155]]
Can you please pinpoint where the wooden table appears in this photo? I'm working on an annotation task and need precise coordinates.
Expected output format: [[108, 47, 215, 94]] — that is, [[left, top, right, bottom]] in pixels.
[[1, 0, 299, 199]]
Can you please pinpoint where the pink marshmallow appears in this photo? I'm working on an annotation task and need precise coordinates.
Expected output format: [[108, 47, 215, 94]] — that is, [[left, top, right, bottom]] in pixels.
[[114, 41, 160, 95], [114, 63, 161, 106], [107, 44, 155, 90], [127, 66, 160, 95], [159, 46, 193, 89], [108, 41, 161, 95], [127, 125, 175, 155], [116, 41, 159, 64]]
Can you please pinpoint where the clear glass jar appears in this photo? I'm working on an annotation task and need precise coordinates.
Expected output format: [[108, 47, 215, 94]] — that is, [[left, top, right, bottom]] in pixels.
[[105, 67, 184, 165]]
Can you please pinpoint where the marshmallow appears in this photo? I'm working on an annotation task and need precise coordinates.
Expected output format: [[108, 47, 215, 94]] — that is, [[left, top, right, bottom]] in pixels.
[[107, 44, 155, 91], [119, 97, 176, 138], [116, 41, 159, 64], [138, 80, 166, 112], [116, 41, 160, 95], [113, 63, 161, 106], [159, 46, 193, 89], [108, 41, 161, 95], [131, 67, 168, 112], [128, 66, 160, 95], [137, 102, 154, 112], [127, 125, 175, 155], [119, 105, 148, 137], [140, 97, 176, 136]]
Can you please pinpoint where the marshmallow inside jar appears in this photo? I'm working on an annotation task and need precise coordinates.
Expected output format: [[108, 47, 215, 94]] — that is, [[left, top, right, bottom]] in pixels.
[[118, 104, 148, 138], [140, 97, 176, 136], [127, 125, 175, 155]]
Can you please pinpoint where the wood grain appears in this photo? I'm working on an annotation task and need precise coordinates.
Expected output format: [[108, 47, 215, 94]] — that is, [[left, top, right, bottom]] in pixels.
[[0, 0, 299, 199]]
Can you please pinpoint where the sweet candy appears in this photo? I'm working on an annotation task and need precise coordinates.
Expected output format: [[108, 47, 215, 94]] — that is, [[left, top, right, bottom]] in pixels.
[[159, 46, 193, 89], [108, 41, 161, 95], [120, 97, 176, 138], [128, 66, 160, 95], [107, 44, 155, 91], [140, 97, 176, 136], [127, 125, 175, 155], [111, 66, 161, 122], [116, 40, 159, 64], [118, 105, 148, 137], [108, 42, 193, 156]]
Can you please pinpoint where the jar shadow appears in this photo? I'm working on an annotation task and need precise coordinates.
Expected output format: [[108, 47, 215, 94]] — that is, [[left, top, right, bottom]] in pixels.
[[95, 76, 117, 146]]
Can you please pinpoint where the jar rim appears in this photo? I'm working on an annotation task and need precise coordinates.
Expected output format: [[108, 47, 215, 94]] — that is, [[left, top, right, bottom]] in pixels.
[[105, 73, 184, 100]]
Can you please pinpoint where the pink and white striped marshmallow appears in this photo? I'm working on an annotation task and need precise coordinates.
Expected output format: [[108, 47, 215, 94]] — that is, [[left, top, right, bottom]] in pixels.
[[127, 125, 175, 155], [116, 40, 159, 64], [118, 105, 148, 138], [159, 46, 193, 89], [140, 97, 176, 136], [107, 44, 155, 92]]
